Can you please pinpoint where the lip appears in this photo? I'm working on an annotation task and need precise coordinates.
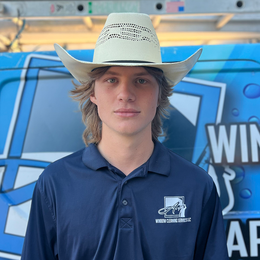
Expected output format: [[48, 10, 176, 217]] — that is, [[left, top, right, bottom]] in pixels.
[[114, 108, 140, 117]]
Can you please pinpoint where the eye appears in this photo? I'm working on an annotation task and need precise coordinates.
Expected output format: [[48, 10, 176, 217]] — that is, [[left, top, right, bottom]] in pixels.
[[107, 78, 117, 83], [137, 78, 147, 84]]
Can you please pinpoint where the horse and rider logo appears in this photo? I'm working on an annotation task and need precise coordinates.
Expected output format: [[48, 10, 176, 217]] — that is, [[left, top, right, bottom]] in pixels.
[[158, 196, 187, 218], [156, 196, 191, 224]]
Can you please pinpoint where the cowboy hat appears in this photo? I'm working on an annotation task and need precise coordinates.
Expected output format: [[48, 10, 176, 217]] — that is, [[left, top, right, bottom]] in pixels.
[[54, 12, 202, 85]]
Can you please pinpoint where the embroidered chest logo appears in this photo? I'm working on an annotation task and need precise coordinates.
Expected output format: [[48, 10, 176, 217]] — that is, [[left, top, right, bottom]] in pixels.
[[155, 196, 191, 224]]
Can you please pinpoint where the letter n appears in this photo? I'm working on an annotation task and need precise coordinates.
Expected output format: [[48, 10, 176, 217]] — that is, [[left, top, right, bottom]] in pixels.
[[250, 124, 260, 162]]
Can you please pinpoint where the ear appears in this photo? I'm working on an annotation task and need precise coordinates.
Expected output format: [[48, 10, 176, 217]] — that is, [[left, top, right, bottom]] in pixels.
[[90, 94, 97, 105]]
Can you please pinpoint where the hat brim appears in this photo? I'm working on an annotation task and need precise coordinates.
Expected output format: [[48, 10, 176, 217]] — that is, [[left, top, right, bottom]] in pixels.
[[54, 43, 202, 86]]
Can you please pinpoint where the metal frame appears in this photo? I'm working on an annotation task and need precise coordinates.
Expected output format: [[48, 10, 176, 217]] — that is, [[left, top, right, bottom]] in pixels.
[[1, 0, 260, 18], [0, 1, 260, 52]]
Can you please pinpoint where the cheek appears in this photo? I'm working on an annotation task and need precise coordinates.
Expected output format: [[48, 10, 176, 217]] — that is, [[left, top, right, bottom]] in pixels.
[[143, 92, 159, 117], [95, 98, 111, 120], [150, 89, 160, 107]]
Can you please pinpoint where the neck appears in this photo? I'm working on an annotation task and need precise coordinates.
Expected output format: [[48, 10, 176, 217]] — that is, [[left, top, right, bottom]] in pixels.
[[97, 130, 154, 176]]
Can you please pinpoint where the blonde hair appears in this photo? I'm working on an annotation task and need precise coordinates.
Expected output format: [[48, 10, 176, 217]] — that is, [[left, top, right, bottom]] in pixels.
[[71, 66, 173, 146]]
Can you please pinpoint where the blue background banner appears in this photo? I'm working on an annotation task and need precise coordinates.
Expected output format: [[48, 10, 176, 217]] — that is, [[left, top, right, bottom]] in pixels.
[[1, 44, 260, 259]]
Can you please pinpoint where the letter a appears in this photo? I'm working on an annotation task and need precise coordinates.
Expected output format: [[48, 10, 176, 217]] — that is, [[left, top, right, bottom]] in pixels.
[[227, 221, 248, 257]]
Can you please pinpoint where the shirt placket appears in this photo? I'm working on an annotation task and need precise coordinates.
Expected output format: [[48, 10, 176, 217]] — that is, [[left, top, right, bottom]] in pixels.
[[113, 177, 134, 259], [112, 165, 147, 260], [119, 179, 133, 229]]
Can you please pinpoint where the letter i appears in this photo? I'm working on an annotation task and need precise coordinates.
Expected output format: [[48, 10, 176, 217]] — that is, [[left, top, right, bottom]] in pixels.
[[240, 125, 249, 163]]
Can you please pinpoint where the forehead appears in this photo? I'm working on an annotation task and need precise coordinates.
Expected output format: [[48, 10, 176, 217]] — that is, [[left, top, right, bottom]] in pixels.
[[104, 66, 152, 76]]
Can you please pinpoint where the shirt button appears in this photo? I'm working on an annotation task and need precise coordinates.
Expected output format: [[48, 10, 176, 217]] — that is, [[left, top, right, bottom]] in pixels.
[[124, 181, 128, 185], [122, 199, 128, 206]]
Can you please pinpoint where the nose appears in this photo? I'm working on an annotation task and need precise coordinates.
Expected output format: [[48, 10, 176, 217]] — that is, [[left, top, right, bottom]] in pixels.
[[117, 80, 135, 102]]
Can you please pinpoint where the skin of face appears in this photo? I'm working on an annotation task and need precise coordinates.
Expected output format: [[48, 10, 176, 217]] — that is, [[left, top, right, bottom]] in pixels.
[[90, 66, 159, 139]]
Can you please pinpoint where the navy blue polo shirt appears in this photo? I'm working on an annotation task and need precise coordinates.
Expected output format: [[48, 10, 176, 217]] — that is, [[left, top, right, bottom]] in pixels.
[[22, 141, 228, 260]]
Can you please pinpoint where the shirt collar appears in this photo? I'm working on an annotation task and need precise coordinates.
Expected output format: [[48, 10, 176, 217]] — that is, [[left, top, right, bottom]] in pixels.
[[82, 143, 108, 170], [147, 140, 170, 176], [82, 141, 171, 176]]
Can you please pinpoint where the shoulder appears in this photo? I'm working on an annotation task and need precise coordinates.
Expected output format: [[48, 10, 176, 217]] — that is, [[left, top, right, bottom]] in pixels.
[[166, 146, 215, 205], [168, 148, 212, 181], [154, 141, 212, 183], [37, 148, 85, 191]]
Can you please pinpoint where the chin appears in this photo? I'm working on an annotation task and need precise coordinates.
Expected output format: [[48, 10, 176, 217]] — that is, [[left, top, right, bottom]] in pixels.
[[117, 126, 151, 137]]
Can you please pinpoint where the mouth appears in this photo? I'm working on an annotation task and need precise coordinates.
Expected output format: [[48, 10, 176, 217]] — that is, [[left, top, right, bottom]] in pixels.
[[114, 108, 140, 117]]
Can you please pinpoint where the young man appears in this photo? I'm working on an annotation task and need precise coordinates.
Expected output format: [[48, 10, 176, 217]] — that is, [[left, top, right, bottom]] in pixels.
[[22, 13, 229, 260]]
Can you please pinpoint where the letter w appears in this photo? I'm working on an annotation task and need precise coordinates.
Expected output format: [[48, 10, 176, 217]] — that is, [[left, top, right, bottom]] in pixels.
[[207, 125, 237, 164]]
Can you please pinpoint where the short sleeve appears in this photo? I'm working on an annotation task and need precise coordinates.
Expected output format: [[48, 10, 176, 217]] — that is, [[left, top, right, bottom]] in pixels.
[[21, 182, 57, 260], [194, 184, 229, 260]]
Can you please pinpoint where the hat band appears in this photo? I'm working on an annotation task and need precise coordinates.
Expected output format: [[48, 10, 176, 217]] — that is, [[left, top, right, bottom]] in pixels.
[[104, 60, 154, 63], [101, 61, 164, 73], [91, 61, 164, 73]]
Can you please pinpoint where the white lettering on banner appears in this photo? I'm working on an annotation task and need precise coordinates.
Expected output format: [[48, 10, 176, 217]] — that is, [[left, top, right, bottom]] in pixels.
[[240, 124, 249, 163], [206, 123, 260, 164], [250, 125, 260, 162], [226, 219, 260, 258], [249, 220, 260, 257], [227, 221, 248, 257], [207, 124, 237, 163]]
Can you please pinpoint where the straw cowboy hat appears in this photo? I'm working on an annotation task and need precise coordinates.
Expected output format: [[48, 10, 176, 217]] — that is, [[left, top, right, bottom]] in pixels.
[[54, 12, 202, 85]]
